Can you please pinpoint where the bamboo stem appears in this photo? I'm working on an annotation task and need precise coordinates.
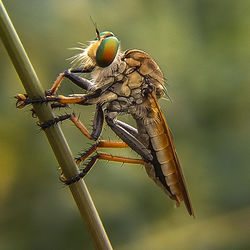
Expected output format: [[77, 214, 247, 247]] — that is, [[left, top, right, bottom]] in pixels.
[[0, 1, 112, 249]]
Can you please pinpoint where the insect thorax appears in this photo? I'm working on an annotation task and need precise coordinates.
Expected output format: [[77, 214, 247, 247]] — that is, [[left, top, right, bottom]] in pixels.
[[91, 49, 165, 120]]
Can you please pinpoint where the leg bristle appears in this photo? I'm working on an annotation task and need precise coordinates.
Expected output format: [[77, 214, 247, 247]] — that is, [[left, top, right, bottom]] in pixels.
[[39, 114, 72, 130]]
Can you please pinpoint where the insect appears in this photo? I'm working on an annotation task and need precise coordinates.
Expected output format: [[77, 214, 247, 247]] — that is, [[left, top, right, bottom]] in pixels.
[[16, 29, 194, 216]]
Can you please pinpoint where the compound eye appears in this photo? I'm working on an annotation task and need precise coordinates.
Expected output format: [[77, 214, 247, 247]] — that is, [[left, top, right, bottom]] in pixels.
[[96, 36, 119, 67]]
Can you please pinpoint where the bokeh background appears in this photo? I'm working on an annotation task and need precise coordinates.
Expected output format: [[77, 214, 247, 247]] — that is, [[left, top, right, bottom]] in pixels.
[[1, 0, 250, 249]]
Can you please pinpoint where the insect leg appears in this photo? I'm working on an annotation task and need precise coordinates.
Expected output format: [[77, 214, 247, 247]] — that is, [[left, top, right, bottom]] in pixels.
[[50, 103, 68, 109], [96, 152, 146, 165], [91, 105, 104, 140], [15, 93, 87, 108], [39, 105, 104, 141], [15, 83, 110, 109], [64, 152, 146, 185], [47, 68, 93, 96], [67, 104, 104, 140], [105, 115, 153, 162], [75, 141, 128, 165], [116, 120, 139, 140]]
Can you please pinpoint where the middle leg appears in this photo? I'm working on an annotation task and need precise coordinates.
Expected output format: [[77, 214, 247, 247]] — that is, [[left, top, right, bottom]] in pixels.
[[39, 105, 105, 141]]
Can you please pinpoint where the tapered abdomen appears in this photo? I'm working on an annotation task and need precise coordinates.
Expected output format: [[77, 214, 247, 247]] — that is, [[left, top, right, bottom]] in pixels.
[[142, 93, 194, 216]]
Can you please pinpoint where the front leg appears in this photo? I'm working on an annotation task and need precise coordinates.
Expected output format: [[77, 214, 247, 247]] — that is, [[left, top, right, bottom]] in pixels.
[[16, 86, 118, 109], [47, 68, 94, 96], [15, 67, 94, 108], [15, 93, 87, 109]]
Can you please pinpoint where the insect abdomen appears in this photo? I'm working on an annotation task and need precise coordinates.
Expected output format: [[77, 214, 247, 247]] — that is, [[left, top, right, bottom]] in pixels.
[[145, 118, 184, 203]]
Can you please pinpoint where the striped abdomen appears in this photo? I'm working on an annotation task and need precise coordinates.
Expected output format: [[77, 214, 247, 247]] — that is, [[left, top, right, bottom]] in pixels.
[[143, 93, 194, 216]]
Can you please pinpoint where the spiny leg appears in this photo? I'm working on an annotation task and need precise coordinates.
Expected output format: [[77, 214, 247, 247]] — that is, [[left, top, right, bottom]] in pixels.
[[15, 93, 87, 109], [15, 67, 94, 109], [38, 114, 72, 129], [50, 103, 68, 109], [61, 139, 128, 182], [64, 152, 147, 185], [75, 140, 129, 165], [30, 103, 68, 118], [15, 82, 107, 109], [69, 115, 149, 165], [47, 68, 93, 96], [62, 121, 149, 184], [39, 105, 104, 142]]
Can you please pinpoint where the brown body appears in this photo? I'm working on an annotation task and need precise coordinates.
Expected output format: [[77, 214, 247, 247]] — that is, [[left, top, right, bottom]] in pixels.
[[74, 48, 194, 215], [99, 49, 194, 215], [16, 36, 194, 215], [138, 92, 193, 215]]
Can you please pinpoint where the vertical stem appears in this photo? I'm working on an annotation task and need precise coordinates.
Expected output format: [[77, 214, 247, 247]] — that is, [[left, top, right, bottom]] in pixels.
[[0, 1, 112, 249]]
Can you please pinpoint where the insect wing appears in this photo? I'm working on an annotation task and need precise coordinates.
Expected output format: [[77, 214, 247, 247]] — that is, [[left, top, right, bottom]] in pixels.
[[151, 92, 194, 216]]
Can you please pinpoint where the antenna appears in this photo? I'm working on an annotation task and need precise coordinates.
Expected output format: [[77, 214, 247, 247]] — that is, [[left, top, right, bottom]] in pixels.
[[90, 16, 100, 40]]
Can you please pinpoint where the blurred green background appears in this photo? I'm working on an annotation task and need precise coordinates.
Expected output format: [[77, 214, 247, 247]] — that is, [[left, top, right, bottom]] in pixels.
[[1, 0, 250, 249]]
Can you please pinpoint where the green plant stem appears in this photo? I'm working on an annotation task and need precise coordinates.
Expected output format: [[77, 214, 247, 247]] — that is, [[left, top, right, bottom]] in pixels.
[[0, 1, 112, 249]]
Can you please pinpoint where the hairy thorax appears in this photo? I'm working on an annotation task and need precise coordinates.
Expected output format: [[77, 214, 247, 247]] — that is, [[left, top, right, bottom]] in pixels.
[[91, 49, 165, 122]]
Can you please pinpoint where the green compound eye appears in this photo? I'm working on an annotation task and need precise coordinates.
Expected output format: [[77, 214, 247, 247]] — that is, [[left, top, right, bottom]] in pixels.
[[94, 31, 114, 40], [96, 35, 119, 67]]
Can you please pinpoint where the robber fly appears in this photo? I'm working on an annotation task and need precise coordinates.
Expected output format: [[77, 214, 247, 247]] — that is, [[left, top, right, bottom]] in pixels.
[[16, 29, 194, 216]]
